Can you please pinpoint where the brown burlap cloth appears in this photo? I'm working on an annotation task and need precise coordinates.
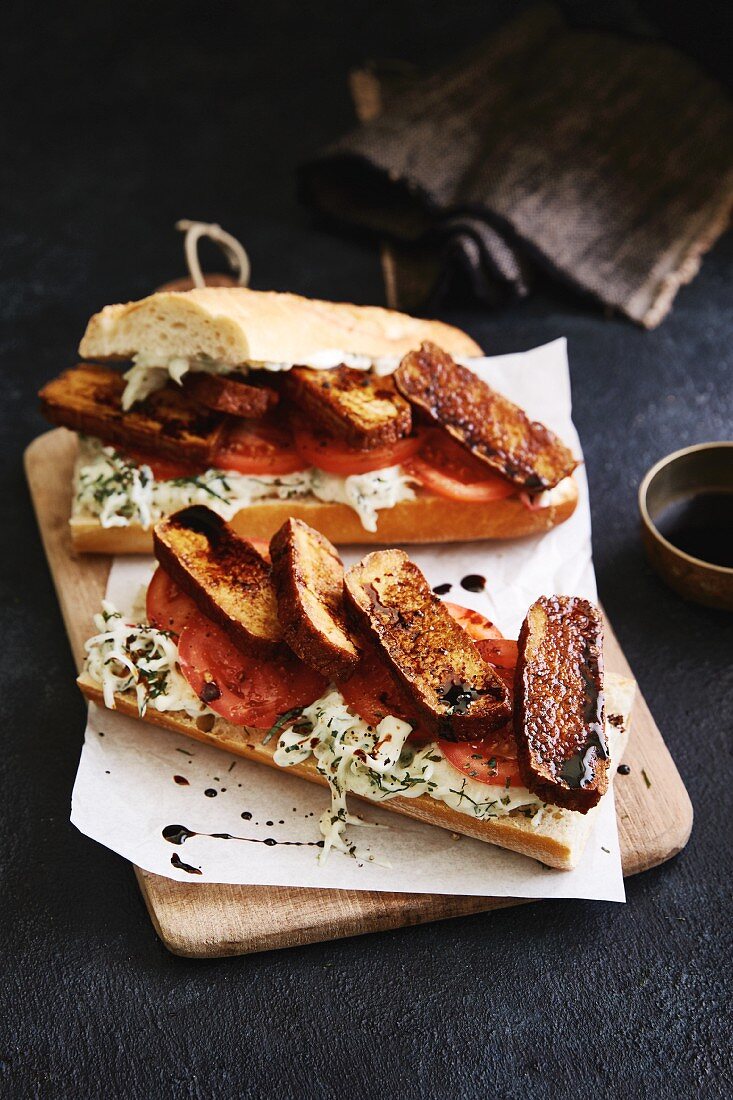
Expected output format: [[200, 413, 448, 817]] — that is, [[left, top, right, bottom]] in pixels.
[[300, 5, 733, 327]]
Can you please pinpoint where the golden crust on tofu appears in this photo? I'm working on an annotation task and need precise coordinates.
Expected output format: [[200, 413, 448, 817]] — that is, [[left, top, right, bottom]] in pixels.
[[515, 596, 607, 812], [39, 365, 223, 466], [344, 549, 511, 738], [269, 519, 359, 681], [153, 506, 282, 657], [283, 365, 412, 447], [394, 342, 577, 491], [180, 372, 278, 418]]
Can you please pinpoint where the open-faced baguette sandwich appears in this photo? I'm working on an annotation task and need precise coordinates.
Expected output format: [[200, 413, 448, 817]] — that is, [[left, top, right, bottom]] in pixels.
[[38, 288, 579, 553], [77, 507, 633, 870]]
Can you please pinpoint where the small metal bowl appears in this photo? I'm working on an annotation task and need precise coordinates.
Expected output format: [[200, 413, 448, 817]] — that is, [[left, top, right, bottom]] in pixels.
[[639, 442, 733, 611]]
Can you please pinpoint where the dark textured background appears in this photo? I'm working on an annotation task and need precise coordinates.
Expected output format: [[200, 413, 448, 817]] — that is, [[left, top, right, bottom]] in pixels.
[[3, 2, 732, 1097]]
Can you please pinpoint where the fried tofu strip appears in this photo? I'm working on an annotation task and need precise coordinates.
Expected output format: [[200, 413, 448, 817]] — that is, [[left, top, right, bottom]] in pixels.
[[153, 506, 282, 657], [515, 596, 607, 812], [39, 365, 223, 465], [344, 549, 511, 738], [394, 342, 576, 491], [181, 372, 278, 418], [283, 365, 411, 447], [270, 518, 359, 680]]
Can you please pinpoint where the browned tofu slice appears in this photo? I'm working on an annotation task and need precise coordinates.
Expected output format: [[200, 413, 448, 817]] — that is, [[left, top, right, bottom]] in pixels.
[[514, 596, 607, 812], [270, 518, 359, 681], [39, 365, 223, 465], [153, 506, 282, 657], [394, 342, 576, 491], [344, 549, 511, 738], [181, 372, 278, 418], [283, 365, 412, 447]]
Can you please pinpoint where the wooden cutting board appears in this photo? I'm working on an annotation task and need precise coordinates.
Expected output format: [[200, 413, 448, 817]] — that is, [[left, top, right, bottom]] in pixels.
[[25, 428, 693, 957]]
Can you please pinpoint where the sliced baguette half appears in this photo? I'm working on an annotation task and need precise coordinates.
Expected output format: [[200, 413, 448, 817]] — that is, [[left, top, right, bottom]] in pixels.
[[70, 474, 579, 553], [76, 671, 634, 870], [78, 287, 482, 366]]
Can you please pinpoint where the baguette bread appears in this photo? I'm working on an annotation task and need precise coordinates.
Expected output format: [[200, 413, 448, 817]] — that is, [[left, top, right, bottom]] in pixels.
[[76, 669, 633, 870], [78, 287, 482, 365], [70, 474, 579, 553]]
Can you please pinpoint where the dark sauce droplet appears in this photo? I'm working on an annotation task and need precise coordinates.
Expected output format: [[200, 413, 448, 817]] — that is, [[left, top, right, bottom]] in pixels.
[[204, 788, 217, 798], [170, 853, 202, 875], [173, 775, 189, 786], [241, 811, 252, 820], [162, 824, 324, 849], [433, 582, 452, 596], [460, 574, 486, 593], [617, 764, 631, 775]]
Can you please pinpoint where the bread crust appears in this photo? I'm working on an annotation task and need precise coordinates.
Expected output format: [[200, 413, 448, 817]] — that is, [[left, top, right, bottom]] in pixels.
[[76, 671, 632, 870], [70, 475, 579, 553], [78, 287, 482, 366]]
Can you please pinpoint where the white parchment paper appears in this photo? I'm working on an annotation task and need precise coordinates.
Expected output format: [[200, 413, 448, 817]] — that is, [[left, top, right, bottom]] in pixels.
[[70, 339, 626, 901]]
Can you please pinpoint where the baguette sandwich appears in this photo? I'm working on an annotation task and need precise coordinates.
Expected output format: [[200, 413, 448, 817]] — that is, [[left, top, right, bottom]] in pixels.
[[78, 507, 633, 870], [39, 288, 579, 552]]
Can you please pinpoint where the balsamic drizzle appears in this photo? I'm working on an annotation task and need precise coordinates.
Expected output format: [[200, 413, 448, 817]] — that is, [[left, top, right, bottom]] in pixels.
[[162, 824, 324, 850]]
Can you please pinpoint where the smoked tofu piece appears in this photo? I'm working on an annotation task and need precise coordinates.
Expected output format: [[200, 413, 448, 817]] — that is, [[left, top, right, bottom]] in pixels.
[[394, 342, 576, 491], [153, 506, 282, 657], [283, 365, 411, 447], [270, 518, 359, 680], [39, 365, 223, 466], [181, 372, 278, 418], [344, 549, 511, 738], [514, 595, 608, 812]]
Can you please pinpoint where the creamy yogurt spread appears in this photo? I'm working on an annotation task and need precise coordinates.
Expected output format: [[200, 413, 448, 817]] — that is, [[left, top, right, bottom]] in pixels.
[[73, 437, 416, 533]]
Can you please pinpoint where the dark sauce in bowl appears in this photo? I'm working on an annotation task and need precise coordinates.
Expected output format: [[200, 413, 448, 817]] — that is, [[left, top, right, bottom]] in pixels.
[[655, 491, 733, 568]]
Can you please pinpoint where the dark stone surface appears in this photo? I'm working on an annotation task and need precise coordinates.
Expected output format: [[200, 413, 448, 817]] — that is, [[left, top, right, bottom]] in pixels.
[[2, 2, 731, 1097]]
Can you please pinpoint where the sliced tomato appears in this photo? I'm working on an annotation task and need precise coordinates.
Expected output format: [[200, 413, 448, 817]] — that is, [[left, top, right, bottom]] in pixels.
[[443, 601, 503, 641], [475, 638, 518, 691], [341, 641, 423, 731], [404, 430, 515, 502], [146, 567, 202, 635], [214, 420, 307, 476], [293, 424, 423, 476], [123, 450, 204, 481], [439, 730, 521, 786], [177, 617, 326, 728]]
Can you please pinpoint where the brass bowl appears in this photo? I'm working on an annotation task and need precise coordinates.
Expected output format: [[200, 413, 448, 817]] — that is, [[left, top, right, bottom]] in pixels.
[[639, 442, 733, 610]]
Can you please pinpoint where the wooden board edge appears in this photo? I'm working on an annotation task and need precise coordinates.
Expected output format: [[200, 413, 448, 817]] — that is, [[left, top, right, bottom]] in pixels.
[[134, 867, 526, 958]]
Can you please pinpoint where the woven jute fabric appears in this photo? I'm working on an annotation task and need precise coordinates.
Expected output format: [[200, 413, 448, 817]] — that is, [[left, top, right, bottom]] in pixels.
[[301, 5, 733, 327]]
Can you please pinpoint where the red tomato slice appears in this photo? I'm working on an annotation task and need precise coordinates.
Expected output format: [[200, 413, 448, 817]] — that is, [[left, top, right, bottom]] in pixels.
[[214, 420, 307, 476], [404, 430, 515, 502], [443, 601, 503, 641], [340, 641, 425, 731], [146, 567, 202, 635], [123, 450, 204, 481], [438, 731, 521, 786], [177, 617, 326, 728], [475, 638, 518, 691], [293, 424, 423, 476]]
